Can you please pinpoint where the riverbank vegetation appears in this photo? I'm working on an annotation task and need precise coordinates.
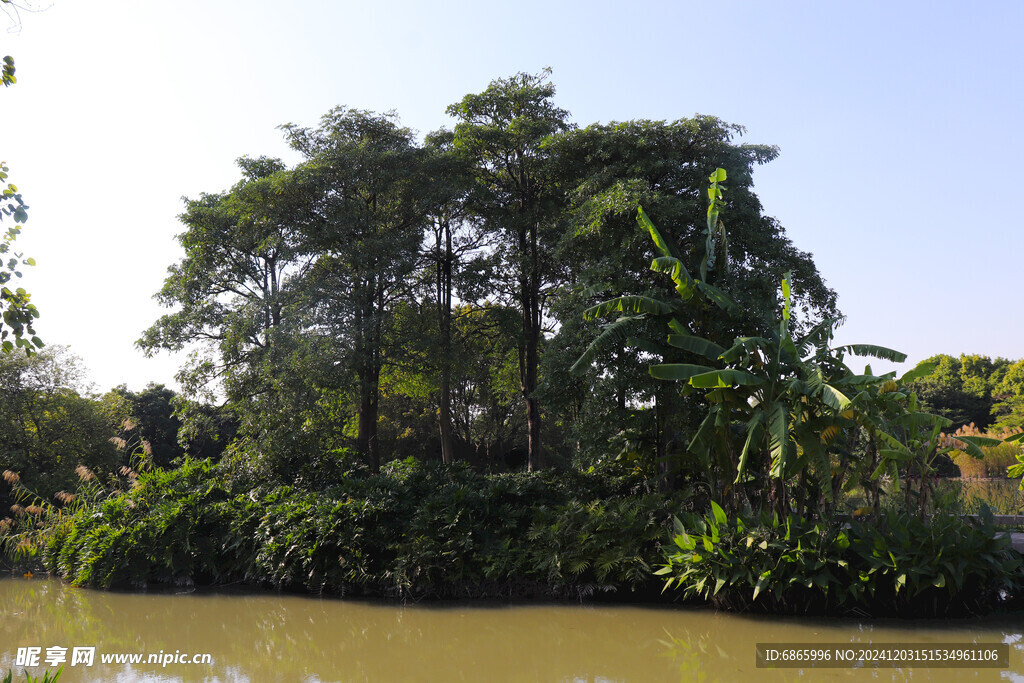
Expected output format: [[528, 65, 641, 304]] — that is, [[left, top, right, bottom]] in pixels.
[[4, 70, 1024, 617]]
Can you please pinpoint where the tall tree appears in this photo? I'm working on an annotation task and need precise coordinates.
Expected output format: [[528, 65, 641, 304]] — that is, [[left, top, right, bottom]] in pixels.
[[448, 70, 572, 471], [139, 156, 314, 471], [284, 108, 434, 472]]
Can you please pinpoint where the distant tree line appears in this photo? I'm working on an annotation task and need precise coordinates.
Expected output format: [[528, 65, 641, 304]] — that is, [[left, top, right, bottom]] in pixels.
[[908, 353, 1024, 433]]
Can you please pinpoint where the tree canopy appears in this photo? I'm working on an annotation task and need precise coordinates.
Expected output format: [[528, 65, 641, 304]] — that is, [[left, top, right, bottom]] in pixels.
[[140, 70, 838, 481]]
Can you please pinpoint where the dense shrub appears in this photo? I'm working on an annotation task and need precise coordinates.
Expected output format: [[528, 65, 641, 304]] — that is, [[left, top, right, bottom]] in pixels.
[[17, 457, 682, 600], [658, 504, 1024, 617]]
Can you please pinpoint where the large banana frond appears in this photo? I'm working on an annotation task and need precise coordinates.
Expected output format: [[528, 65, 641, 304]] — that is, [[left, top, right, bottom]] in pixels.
[[893, 411, 951, 431], [651, 256, 696, 299], [625, 336, 672, 357], [649, 363, 716, 381], [899, 360, 938, 385], [570, 315, 641, 375], [666, 333, 725, 360], [796, 316, 842, 357], [820, 384, 852, 411], [583, 295, 672, 321], [735, 411, 764, 483], [832, 344, 908, 363], [637, 206, 680, 259], [843, 371, 896, 387], [720, 336, 771, 364], [947, 434, 1002, 459], [695, 280, 737, 314], [768, 401, 788, 478], [689, 369, 765, 388]]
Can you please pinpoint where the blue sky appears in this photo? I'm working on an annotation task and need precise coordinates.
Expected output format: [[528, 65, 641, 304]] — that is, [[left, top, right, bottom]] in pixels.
[[5, 0, 1023, 391]]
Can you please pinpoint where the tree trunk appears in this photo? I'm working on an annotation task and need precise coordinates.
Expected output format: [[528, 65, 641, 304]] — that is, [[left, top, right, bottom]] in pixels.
[[357, 368, 380, 473], [437, 219, 455, 465], [523, 224, 543, 472], [655, 384, 676, 493], [523, 288, 543, 472], [439, 370, 454, 465], [355, 286, 382, 473]]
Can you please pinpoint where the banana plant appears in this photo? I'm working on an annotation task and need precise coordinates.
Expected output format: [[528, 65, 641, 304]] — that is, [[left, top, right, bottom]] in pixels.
[[569, 169, 737, 488], [839, 362, 1000, 517], [648, 267, 909, 516], [569, 168, 736, 376]]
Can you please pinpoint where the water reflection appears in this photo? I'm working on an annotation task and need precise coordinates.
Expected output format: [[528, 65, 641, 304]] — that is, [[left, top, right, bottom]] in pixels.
[[2, 578, 1023, 682]]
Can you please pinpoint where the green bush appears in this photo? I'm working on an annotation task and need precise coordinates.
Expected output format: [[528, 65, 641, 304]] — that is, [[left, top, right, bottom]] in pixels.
[[658, 504, 1024, 616], [29, 457, 682, 599]]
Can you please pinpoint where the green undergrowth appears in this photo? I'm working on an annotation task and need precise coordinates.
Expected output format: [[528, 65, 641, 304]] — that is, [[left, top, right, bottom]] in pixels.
[[2, 668, 62, 683], [658, 503, 1024, 617], [7, 458, 681, 600]]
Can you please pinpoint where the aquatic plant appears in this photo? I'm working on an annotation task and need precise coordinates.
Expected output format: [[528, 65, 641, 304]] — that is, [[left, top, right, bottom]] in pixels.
[[657, 503, 1024, 616], [1, 667, 63, 683]]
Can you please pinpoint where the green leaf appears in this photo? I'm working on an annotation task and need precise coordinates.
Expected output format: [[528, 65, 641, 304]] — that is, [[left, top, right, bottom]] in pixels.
[[719, 336, 771, 364], [768, 401, 788, 478], [709, 167, 727, 183], [570, 315, 641, 374], [879, 448, 913, 463], [710, 500, 727, 527], [735, 412, 764, 482], [583, 296, 672, 320], [949, 434, 1001, 459], [695, 280, 737, 313], [637, 206, 678, 259], [753, 572, 769, 601], [820, 384, 851, 410], [899, 360, 938, 384], [665, 333, 724, 360], [650, 256, 695, 296], [689, 369, 765, 388], [650, 363, 716, 381], [833, 344, 907, 363], [625, 336, 672, 356], [781, 272, 792, 323]]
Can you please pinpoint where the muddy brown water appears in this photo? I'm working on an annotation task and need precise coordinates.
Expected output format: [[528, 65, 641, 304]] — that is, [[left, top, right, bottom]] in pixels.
[[4, 577, 1024, 681]]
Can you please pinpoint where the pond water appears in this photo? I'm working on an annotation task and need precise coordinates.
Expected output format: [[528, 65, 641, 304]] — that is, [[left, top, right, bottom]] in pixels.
[[3, 577, 1024, 681]]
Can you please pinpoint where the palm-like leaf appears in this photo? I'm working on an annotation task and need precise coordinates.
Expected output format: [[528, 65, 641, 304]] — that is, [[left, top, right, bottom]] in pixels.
[[637, 206, 679, 259], [833, 344, 907, 363], [582, 295, 672, 320], [689, 369, 765, 388], [649, 363, 716, 381], [570, 315, 642, 375], [665, 334, 725, 360]]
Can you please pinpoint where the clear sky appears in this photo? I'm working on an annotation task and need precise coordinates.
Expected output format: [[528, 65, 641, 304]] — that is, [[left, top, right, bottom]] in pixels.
[[4, 0, 1022, 393]]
